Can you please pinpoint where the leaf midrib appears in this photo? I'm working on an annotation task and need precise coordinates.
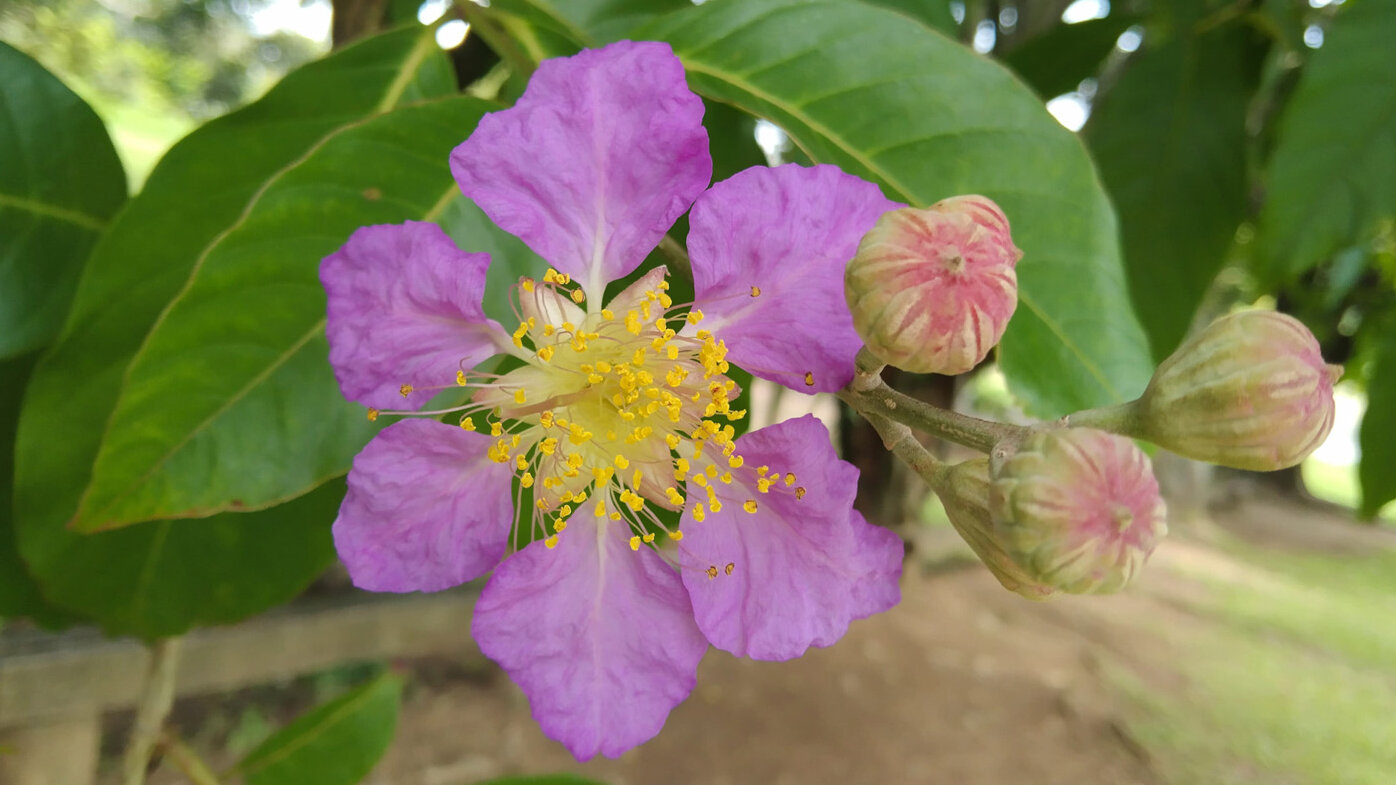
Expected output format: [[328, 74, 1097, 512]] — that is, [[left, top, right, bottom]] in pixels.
[[0, 191, 107, 230], [233, 675, 395, 778]]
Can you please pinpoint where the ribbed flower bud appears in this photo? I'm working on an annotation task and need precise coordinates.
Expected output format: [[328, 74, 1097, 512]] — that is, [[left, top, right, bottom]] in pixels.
[[936, 458, 1056, 601], [988, 428, 1167, 595], [1137, 310, 1340, 471], [845, 195, 1022, 375]]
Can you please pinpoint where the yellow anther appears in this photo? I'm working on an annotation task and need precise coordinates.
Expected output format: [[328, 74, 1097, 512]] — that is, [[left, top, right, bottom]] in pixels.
[[456, 370, 468, 386], [537, 499, 551, 510], [554, 520, 567, 532], [595, 361, 612, 373], [558, 504, 573, 518], [706, 565, 718, 580], [757, 466, 769, 477], [399, 383, 413, 397], [566, 453, 585, 469], [705, 464, 718, 478], [487, 440, 511, 463], [594, 500, 607, 517], [539, 437, 558, 455], [659, 292, 673, 308], [631, 469, 643, 488], [658, 280, 670, 291], [587, 373, 604, 384], [693, 504, 706, 522], [654, 316, 667, 332], [520, 472, 534, 488], [570, 288, 585, 304], [515, 454, 529, 471], [632, 348, 647, 366], [795, 487, 807, 499], [545, 535, 559, 549], [643, 533, 655, 543], [668, 530, 684, 541], [696, 329, 711, 340], [625, 310, 643, 335], [686, 309, 704, 325], [367, 408, 379, 422], [602, 308, 615, 320], [488, 421, 503, 437], [710, 499, 723, 513], [665, 433, 681, 450], [758, 477, 773, 493], [804, 371, 815, 387], [666, 365, 689, 387], [522, 278, 536, 292], [511, 434, 521, 447], [728, 455, 744, 469], [562, 321, 576, 333], [750, 285, 761, 297], [666, 344, 679, 360], [458, 415, 475, 431], [574, 490, 588, 504], [614, 455, 630, 470], [537, 345, 555, 362], [665, 487, 685, 505], [593, 466, 614, 484], [568, 424, 591, 445], [513, 389, 527, 405], [692, 473, 708, 488], [641, 300, 652, 320], [743, 500, 758, 514], [543, 324, 555, 337], [785, 473, 797, 486], [539, 411, 555, 428], [725, 562, 735, 576], [721, 472, 733, 484]]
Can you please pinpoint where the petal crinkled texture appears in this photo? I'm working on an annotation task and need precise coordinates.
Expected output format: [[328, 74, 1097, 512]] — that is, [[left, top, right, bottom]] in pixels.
[[321, 221, 507, 410], [472, 512, 708, 760], [451, 41, 711, 295], [687, 164, 899, 393], [333, 419, 515, 592], [680, 414, 904, 659]]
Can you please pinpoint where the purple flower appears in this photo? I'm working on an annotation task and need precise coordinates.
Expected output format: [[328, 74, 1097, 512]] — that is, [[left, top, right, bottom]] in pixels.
[[320, 41, 903, 760]]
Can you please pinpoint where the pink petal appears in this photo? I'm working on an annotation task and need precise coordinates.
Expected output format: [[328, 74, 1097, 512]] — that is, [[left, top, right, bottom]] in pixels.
[[680, 415, 904, 659], [320, 221, 509, 410], [333, 419, 515, 592], [450, 41, 711, 296], [472, 511, 708, 760], [687, 165, 899, 393]]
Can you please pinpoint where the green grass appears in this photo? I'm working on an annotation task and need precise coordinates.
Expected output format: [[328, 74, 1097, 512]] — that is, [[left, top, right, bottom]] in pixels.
[[1117, 540, 1396, 784]]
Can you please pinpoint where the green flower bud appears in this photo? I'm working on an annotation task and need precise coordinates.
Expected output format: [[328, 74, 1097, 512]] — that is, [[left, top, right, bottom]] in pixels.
[[988, 428, 1167, 595], [1137, 310, 1340, 471], [936, 458, 1056, 601]]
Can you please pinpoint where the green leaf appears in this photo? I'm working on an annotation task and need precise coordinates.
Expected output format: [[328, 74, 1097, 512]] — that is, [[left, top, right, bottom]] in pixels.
[[234, 672, 402, 785], [13, 27, 452, 629], [1085, 22, 1266, 359], [487, 0, 694, 45], [67, 95, 497, 532], [1360, 319, 1396, 518], [1258, 0, 1396, 281], [643, 0, 1154, 416], [1003, 16, 1140, 98], [861, 0, 958, 35], [0, 352, 80, 628], [0, 42, 126, 358]]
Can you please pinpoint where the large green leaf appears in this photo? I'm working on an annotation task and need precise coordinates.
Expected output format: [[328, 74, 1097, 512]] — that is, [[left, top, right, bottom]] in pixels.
[[68, 96, 497, 532], [487, 0, 693, 45], [1360, 319, 1396, 518], [1003, 16, 1141, 98], [643, 0, 1153, 416], [1085, 22, 1266, 360], [13, 27, 453, 629], [862, 0, 958, 36], [0, 42, 126, 358], [1257, 0, 1396, 281], [233, 672, 402, 785], [0, 353, 79, 627]]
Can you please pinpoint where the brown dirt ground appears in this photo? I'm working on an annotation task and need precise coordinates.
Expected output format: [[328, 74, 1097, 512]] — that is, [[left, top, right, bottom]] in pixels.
[[118, 495, 1394, 785]]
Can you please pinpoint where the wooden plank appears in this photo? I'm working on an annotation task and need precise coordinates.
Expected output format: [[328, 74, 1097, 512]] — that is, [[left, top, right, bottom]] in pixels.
[[0, 589, 480, 725]]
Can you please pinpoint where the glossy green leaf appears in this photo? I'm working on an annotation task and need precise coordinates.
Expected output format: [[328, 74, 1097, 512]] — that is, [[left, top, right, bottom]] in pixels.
[[487, 0, 693, 45], [13, 27, 453, 628], [1003, 16, 1140, 98], [1258, 0, 1396, 281], [1085, 22, 1266, 359], [0, 353, 79, 627], [862, 0, 958, 35], [1360, 319, 1396, 518], [235, 672, 402, 785], [68, 96, 497, 532], [643, 0, 1153, 416], [0, 42, 126, 358]]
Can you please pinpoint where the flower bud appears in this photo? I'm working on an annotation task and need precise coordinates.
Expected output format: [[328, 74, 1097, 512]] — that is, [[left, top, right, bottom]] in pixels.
[[1137, 310, 1340, 471], [988, 428, 1167, 595], [936, 458, 1056, 600], [845, 195, 1022, 375]]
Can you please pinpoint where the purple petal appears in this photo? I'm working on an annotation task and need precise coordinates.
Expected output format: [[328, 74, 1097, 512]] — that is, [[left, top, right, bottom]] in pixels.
[[688, 165, 899, 393], [321, 221, 508, 410], [680, 414, 903, 659], [472, 512, 708, 760], [450, 41, 711, 295], [333, 419, 515, 592]]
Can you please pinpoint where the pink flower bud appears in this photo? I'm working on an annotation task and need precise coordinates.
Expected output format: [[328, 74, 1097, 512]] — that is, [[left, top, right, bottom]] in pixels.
[[845, 195, 1022, 375], [988, 428, 1167, 595], [1138, 310, 1340, 471], [937, 458, 1057, 601]]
